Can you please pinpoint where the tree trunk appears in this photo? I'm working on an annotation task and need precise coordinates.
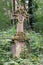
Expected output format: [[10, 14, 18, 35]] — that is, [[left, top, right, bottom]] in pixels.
[[29, 0, 33, 29]]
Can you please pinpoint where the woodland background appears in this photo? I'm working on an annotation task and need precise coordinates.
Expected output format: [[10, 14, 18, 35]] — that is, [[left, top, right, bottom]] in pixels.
[[0, 0, 43, 65]]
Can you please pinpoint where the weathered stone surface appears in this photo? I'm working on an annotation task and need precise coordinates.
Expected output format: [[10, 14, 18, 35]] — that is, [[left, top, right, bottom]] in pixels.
[[11, 5, 29, 58], [17, 22, 23, 33], [11, 41, 25, 58]]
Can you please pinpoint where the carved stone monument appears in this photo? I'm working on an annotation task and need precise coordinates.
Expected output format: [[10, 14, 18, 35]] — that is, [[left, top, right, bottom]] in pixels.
[[11, 5, 29, 58]]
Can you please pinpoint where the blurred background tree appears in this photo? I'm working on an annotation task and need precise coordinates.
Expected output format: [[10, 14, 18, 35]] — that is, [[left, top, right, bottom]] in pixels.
[[32, 0, 43, 34]]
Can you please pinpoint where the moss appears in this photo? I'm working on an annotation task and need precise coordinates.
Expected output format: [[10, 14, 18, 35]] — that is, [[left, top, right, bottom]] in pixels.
[[12, 32, 29, 42]]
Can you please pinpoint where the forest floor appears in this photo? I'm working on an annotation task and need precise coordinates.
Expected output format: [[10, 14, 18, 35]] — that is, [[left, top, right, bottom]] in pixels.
[[0, 26, 43, 65]]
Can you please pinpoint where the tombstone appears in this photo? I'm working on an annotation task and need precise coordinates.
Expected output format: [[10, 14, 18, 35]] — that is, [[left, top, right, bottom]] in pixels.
[[11, 13, 25, 58], [11, 5, 29, 58]]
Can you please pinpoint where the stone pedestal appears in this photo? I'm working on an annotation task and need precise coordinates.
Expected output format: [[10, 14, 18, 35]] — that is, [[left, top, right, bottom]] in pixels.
[[12, 41, 25, 58], [11, 12, 26, 58], [11, 32, 25, 58]]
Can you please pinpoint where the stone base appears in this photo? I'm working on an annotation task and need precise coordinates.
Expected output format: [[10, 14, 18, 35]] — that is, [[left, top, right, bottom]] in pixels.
[[11, 32, 29, 58], [11, 41, 25, 58]]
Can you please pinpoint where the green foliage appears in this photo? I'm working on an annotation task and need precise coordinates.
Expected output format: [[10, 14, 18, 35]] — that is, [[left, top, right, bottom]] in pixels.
[[26, 31, 43, 49], [33, 0, 43, 34], [0, 0, 43, 65], [0, 29, 43, 65], [0, 0, 12, 30]]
